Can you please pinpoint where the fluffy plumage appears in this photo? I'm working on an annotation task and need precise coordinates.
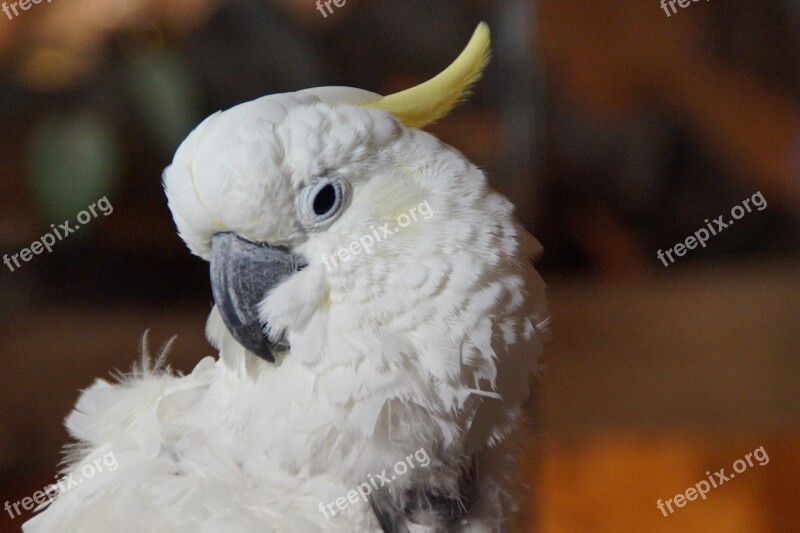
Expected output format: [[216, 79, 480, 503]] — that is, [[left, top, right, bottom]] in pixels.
[[25, 26, 548, 533]]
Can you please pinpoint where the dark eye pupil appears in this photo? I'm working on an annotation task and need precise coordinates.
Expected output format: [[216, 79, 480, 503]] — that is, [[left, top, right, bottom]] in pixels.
[[313, 184, 337, 216]]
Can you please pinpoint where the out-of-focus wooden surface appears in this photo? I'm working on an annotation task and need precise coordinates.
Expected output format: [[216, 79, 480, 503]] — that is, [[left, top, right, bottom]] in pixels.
[[1, 262, 799, 531], [539, 261, 800, 438], [525, 433, 800, 532], [521, 261, 800, 532]]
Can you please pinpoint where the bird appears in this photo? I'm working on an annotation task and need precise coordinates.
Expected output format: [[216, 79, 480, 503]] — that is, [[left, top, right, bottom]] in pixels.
[[24, 23, 549, 533]]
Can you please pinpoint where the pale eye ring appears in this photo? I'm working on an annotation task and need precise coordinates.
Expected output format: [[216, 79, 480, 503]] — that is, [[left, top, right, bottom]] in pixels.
[[297, 174, 349, 230]]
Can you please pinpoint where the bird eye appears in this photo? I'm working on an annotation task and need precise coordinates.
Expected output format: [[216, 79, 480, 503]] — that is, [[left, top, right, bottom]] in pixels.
[[297, 174, 349, 230], [313, 184, 337, 216]]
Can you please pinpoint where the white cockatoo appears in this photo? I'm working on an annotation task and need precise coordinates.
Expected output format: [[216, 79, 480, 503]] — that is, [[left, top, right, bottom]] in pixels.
[[24, 23, 548, 533]]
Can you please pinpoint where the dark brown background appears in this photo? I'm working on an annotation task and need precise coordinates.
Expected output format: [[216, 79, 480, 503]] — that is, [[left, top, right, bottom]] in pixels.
[[1, 0, 798, 530]]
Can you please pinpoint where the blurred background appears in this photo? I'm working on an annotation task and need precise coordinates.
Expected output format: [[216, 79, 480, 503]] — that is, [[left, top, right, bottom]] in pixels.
[[1, 0, 799, 531]]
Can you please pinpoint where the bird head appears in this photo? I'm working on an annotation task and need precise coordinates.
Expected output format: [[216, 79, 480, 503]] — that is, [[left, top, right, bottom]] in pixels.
[[163, 24, 510, 368]]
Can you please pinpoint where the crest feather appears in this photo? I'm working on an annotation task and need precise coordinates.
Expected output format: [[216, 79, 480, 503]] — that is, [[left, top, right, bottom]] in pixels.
[[362, 23, 491, 129]]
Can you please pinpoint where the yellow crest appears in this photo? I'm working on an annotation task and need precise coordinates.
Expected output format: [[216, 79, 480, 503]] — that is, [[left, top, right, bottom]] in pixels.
[[362, 23, 491, 129]]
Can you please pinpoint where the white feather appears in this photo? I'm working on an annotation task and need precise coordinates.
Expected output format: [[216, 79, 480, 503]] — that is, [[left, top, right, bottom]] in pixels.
[[26, 87, 548, 532]]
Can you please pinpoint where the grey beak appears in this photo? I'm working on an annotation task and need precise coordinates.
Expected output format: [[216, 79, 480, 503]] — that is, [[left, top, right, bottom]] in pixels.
[[210, 233, 307, 363]]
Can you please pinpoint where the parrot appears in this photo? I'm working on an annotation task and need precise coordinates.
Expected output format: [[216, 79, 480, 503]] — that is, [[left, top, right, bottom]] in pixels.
[[24, 23, 549, 533]]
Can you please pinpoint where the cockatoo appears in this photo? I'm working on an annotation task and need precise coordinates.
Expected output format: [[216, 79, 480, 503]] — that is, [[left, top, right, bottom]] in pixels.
[[24, 23, 548, 533]]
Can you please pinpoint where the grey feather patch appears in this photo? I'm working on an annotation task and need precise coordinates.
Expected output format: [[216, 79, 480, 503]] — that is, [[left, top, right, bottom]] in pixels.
[[370, 457, 477, 532], [210, 233, 306, 362]]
